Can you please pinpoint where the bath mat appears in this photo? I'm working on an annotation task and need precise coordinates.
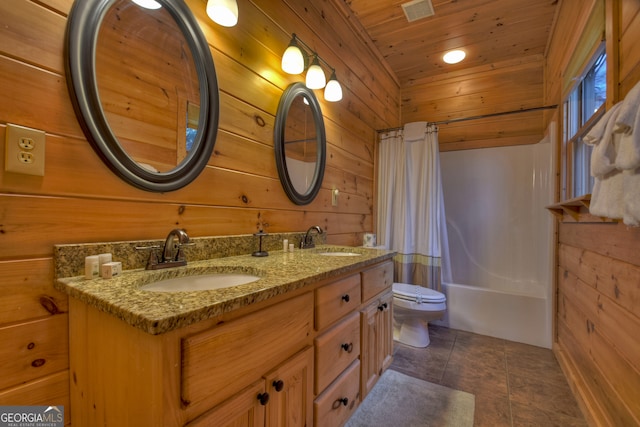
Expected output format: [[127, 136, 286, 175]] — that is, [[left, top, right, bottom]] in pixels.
[[345, 369, 475, 427]]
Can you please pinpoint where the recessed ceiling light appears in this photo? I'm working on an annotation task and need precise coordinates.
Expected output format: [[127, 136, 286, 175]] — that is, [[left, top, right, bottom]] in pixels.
[[443, 50, 465, 64]]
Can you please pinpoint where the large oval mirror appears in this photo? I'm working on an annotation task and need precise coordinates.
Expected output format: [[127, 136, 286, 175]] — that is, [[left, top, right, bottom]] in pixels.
[[65, 0, 219, 192], [274, 83, 326, 205]]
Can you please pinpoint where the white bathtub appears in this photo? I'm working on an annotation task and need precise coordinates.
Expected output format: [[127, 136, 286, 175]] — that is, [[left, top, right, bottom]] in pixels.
[[433, 281, 551, 348], [439, 138, 554, 349]]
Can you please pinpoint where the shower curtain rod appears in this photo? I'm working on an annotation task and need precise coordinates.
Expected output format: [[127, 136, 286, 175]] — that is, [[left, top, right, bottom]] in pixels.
[[376, 104, 558, 134]]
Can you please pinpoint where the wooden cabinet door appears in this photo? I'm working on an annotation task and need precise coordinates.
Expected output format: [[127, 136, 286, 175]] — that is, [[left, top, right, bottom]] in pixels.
[[377, 290, 394, 374], [360, 290, 394, 400], [359, 300, 379, 399], [264, 347, 314, 427], [186, 379, 266, 427]]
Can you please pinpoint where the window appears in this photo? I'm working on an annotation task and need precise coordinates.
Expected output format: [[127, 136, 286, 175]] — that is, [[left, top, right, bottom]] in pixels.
[[562, 47, 606, 198]]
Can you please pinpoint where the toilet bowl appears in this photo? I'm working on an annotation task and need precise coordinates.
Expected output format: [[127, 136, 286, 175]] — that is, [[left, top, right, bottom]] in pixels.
[[392, 282, 447, 347]]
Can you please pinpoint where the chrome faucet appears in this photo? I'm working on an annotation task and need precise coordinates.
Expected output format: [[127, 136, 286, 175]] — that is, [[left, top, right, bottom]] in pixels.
[[163, 228, 190, 263], [300, 225, 323, 249], [136, 228, 192, 270]]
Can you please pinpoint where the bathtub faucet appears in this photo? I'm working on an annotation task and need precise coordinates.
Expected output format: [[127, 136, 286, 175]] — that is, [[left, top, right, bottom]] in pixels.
[[300, 225, 323, 249]]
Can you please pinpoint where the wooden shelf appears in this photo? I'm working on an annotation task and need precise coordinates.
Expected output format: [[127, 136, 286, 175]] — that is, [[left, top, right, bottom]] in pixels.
[[546, 195, 618, 223]]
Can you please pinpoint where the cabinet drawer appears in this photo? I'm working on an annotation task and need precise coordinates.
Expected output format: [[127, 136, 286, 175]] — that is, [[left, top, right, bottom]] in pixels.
[[313, 360, 360, 427], [314, 311, 360, 394], [361, 261, 393, 302], [181, 292, 314, 418], [315, 274, 361, 330]]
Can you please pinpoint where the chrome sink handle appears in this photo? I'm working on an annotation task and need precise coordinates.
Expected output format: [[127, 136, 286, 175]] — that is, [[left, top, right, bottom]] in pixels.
[[135, 245, 161, 270]]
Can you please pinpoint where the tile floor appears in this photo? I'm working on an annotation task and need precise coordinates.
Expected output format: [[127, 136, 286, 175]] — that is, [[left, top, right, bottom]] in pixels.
[[390, 325, 588, 426]]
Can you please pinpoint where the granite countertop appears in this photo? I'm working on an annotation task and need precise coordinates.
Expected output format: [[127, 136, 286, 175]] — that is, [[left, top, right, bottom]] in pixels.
[[55, 245, 394, 335]]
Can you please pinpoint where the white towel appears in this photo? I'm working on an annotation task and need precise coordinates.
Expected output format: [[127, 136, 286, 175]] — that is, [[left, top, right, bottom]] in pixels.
[[615, 80, 640, 134], [584, 102, 623, 145], [623, 168, 640, 226], [589, 81, 640, 225], [589, 105, 623, 177], [615, 105, 640, 170], [403, 122, 428, 142], [589, 170, 624, 219]]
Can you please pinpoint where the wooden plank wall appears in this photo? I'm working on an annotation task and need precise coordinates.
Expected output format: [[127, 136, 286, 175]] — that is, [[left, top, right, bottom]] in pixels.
[[0, 0, 400, 420], [546, 1, 640, 426], [401, 50, 548, 151]]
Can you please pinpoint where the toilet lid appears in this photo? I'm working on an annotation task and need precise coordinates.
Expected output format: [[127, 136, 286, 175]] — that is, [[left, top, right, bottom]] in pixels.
[[392, 282, 446, 303]]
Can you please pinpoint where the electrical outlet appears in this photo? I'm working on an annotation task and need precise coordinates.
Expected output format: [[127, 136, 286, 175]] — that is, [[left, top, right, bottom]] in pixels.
[[19, 137, 35, 150], [5, 124, 45, 176]]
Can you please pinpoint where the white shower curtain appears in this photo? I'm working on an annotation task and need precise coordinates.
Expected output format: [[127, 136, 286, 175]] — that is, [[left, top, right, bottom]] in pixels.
[[377, 122, 451, 290]]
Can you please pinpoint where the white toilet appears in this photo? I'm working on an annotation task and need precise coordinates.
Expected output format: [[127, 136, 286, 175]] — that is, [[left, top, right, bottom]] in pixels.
[[392, 282, 447, 347]]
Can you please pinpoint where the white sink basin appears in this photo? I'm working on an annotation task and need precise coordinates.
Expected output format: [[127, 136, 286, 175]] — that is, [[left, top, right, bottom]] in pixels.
[[317, 252, 361, 257], [140, 273, 261, 292]]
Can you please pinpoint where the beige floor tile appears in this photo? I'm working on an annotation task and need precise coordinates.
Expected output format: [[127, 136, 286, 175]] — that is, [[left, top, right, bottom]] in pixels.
[[388, 326, 587, 426], [505, 341, 567, 387], [391, 341, 452, 383], [508, 373, 584, 419], [510, 401, 589, 427], [441, 359, 509, 396], [473, 391, 512, 427]]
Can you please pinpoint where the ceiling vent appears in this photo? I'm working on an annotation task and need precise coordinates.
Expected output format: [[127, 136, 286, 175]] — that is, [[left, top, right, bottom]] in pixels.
[[401, 0, 435, 22]]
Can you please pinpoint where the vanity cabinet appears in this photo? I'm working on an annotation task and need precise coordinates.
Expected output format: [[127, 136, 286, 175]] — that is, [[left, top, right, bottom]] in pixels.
[[69, 292, 314, 427], [67, 259, 394, 427]]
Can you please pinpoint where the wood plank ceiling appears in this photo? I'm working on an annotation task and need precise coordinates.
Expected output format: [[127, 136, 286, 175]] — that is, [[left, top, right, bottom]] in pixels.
[[345, 0, 559, 87], [342, 0, 560, 149]]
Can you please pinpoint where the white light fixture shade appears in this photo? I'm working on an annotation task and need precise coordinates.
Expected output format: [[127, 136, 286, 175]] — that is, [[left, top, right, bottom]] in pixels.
[[206, 0, 238, 27], [324, 71, 342, 102], [132, 0, 162, 9], [282, 41, 305, 74], [443, 49, 465, 64], [306, 56, 326, 89]]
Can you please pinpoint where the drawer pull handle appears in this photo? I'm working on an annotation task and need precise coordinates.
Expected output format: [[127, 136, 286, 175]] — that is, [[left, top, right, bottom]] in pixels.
[[257, 392, 270, 405], [332, 397, 349, 409], [272, 380, 284, 392], [341, 294, 350, 303], [341, 342, 353, 353], [378, 302, 388, 311]]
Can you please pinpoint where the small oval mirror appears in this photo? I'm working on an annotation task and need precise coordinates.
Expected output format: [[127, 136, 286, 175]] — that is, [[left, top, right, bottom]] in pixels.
[[274, 83, 326, 205], [65, 0, 219, 192]]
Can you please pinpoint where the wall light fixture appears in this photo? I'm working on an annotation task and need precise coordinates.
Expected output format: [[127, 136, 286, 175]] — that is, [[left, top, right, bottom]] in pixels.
[[281, 33, 343, 102], [206, 0, 238, 27], [132, 0, 162, 9]]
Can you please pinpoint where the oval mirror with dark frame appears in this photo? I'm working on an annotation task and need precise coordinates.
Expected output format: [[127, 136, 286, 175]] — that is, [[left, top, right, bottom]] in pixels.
[[65, 0, 219, 192], [274, 83, 326, 205]]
